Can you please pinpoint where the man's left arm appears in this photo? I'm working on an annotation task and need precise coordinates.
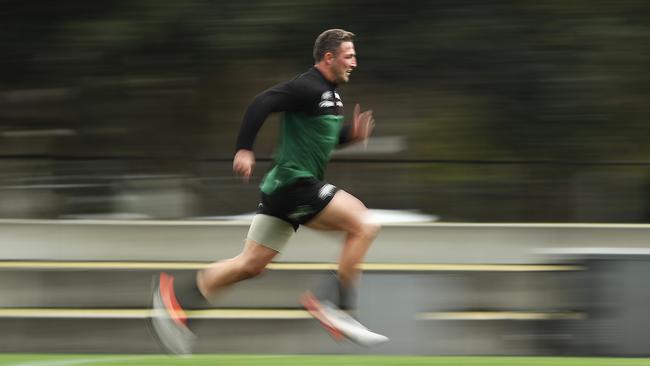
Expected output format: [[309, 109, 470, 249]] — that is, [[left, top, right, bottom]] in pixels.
[[338, 103, 374, 146]]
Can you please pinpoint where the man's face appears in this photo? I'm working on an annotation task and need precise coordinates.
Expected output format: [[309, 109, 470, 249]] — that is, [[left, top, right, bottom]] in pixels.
[[330, 41, 357, 84]]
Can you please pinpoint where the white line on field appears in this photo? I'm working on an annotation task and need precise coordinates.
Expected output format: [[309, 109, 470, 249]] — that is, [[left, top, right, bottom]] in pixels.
[[7, 355, 165, 366]]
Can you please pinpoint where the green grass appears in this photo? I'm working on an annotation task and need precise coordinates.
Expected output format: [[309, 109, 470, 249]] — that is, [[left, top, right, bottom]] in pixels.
[[1, 355, 649, 366]]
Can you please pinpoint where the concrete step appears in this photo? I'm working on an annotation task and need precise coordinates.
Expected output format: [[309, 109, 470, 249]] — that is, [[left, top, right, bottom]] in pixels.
[[3, 220, 650, 264], [0, 261, 588, 355], [0, 261, 584, 310], [0, 316, 342, 354], [0, 307, 584, 355]]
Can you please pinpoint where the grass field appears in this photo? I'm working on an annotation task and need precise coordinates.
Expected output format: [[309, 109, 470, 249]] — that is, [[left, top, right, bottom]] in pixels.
[[0, 355, 649, 366]]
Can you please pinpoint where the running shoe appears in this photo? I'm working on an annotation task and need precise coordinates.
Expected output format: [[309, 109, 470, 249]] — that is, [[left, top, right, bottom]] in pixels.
[[301, 291, 389, 346], [149, 272, 196, 356]]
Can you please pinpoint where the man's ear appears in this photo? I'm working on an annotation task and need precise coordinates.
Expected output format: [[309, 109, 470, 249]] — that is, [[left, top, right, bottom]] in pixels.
[[324, 51, 334, 65]]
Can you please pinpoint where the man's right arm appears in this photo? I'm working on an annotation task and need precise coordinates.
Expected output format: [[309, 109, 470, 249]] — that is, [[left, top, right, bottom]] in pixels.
[[234, 82, 305, 181], [235, 82, 303, 151]]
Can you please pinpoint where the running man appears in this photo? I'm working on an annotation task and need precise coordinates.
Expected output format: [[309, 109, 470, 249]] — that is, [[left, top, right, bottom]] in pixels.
[[150, 29, 388, 355]]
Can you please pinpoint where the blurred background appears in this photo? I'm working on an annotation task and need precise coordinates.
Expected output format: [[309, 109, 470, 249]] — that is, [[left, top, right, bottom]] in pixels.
[[3, 0, 650, 358], [2, 0, 649, 222]]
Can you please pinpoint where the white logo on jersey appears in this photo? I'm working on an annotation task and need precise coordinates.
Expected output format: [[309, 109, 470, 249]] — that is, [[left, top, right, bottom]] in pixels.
[[318, 184, 336, 200], [319, 91, 343, 109], [334, 92, 343, 107]]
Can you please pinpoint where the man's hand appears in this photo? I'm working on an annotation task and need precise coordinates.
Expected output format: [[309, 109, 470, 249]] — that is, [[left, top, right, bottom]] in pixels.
[[352, 103, 375, 146], [233, 149, 255, 183]]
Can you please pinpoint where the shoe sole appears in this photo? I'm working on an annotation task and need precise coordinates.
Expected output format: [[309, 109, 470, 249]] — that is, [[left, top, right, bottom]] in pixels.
[[300, 291, 345, 341], [147, 273, 195, 356], [146, 274, 167, 353], [301, 291, 389, 347]]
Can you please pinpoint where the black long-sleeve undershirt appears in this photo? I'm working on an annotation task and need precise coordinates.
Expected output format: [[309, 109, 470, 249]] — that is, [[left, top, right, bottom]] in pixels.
[[235, 68, 352, 152], [235, 88, 300, 151]]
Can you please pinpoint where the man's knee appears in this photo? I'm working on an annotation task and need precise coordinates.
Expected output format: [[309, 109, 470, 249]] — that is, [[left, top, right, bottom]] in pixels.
[[351, 218, 380, 241], [363, 221, 381, 240]]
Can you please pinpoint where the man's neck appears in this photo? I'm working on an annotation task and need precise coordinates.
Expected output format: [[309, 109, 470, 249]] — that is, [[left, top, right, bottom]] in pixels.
[[314, 63, 336, 85]]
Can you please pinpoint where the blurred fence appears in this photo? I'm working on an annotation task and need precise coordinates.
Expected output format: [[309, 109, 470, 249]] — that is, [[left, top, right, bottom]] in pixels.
[[0, 157, 648, 223]]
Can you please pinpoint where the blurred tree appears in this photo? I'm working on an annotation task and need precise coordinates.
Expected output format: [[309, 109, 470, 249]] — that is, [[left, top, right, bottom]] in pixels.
[[1, 0, 649, 221]]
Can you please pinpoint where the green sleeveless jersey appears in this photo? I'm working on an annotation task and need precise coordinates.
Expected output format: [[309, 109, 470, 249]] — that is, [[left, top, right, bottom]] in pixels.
[[235, 67, 347, 194], [261, 113, 343, 193]]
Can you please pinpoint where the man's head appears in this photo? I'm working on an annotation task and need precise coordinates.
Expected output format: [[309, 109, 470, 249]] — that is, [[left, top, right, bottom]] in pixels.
[[313, 29, 357, 84]]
